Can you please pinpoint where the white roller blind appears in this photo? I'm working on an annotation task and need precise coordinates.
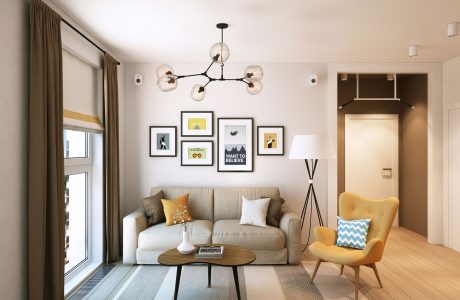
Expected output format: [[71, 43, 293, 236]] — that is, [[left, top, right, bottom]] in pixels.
[[63, 49, 103, 131]]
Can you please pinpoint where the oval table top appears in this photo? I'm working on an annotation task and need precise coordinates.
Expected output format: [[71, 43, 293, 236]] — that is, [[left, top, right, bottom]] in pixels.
[[158, 244, 256, 267]]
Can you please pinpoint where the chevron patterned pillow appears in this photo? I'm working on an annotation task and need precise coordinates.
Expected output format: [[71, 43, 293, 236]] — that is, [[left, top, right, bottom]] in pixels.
[[336, 217, 371, 249]]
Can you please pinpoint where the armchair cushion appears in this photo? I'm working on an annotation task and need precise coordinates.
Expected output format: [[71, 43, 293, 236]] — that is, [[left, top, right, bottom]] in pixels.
[[336, 217, 371, 249]]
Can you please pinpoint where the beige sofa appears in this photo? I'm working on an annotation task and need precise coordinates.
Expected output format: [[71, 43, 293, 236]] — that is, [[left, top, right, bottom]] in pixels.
[[123, 186, 301, 265]]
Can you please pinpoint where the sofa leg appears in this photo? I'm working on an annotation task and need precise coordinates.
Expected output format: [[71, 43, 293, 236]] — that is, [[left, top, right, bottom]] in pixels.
[[310, 259, 322, 284], [340, 265, 344, 275], [352, 265, 360, 300]]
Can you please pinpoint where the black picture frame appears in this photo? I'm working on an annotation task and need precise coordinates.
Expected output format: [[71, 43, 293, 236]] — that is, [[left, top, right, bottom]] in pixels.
[[257, 126, 285, 156], [181, 140, 214, 166], [217, 117, 254, 172], [180, 111, 214, 137], [149, 126, 177, 157]]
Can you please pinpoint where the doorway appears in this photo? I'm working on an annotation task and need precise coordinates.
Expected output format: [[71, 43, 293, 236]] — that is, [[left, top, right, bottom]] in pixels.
[[345, 114, 399, 226], [337, 73, 428, 237]]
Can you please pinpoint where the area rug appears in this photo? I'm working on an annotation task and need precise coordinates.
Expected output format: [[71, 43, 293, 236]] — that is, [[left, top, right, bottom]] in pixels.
[[79, 261, 366, 300]]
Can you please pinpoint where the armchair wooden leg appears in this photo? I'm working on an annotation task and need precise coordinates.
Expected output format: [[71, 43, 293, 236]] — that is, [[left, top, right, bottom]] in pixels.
[[340, 265, 344, 275], [352, 265, 360, 300], [370, 263, 383, 288], [310, 259, 322, 284]]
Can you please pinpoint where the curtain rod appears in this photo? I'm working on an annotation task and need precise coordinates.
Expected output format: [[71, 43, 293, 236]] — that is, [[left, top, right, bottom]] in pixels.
[[61, 18, 120, 65]]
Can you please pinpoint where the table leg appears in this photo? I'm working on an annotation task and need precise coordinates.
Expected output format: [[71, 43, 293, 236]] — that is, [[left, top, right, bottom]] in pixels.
[[232, 266, 241, 300], [174, 265, 182, 300], [208, 264, 212, 288]]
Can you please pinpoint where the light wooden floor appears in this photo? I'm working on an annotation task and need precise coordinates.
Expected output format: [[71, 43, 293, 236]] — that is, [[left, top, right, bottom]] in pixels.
[[303, 227, 460, 299]]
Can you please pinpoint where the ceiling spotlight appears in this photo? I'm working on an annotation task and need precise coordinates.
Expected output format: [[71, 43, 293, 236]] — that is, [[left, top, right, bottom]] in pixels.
[[448, 22, 459, 37], [387, 73, 394, 81], [409, 45, 418, 57], [340, 73, 348, 81]]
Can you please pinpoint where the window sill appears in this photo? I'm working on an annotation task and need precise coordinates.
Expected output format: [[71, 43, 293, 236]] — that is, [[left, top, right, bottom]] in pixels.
[[64, 262, 102, 297]]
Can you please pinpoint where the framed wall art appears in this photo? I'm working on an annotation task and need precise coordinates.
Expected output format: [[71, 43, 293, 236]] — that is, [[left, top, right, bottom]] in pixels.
[[181, 141, 214, 166], [181, 111, 214, 137], [257, 126, 285, 156], [217, 118, 254, 172], [149, 126, 177, 157]]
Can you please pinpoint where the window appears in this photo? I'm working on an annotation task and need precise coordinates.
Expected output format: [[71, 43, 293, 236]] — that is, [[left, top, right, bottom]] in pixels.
[[64, 129, 91, 275], [63, 128, 103, 290]]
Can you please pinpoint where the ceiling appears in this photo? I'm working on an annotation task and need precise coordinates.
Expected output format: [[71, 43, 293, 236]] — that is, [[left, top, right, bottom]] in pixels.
[[51, 0, 460, 63]]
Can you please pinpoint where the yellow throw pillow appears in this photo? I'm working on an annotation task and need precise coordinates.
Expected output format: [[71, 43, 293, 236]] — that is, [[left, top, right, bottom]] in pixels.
[[161, 193, 194, 226]]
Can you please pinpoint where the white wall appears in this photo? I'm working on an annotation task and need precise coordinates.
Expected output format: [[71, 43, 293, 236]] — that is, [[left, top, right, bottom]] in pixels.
[[123, 62, 328, 242], [0, 0, 28, 298], [442, 56, 460, 250]]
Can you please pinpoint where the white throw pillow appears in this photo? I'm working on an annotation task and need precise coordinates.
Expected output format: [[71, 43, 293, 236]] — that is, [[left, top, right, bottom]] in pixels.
[[240, 196, 271, 227]]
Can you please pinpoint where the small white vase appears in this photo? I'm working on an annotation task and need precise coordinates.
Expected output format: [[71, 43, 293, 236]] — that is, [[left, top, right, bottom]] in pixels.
[[177, 231, 195, 254]]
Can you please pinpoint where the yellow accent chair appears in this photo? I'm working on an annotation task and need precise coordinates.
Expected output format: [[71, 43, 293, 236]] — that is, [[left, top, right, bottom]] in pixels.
[[309, 192, 399, 300]]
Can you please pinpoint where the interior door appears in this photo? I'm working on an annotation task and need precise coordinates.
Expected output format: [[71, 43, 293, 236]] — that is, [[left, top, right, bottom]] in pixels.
[[345, 114, 399, 226], [448, 108, 460, 252]]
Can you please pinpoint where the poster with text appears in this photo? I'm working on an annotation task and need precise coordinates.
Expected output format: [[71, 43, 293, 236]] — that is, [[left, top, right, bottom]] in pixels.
[[218, 118, 253, 172]]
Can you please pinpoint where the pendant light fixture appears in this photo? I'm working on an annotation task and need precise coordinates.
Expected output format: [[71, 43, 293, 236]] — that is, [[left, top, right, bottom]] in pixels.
[[156, 23, 264, 101]]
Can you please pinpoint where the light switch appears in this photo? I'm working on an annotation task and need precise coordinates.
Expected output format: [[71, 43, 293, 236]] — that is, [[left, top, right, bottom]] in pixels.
[[381, 168, 392, 178]]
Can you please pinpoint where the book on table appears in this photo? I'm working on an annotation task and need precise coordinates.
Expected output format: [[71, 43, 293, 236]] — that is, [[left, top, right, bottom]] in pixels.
[[195, 245, 224, 258]]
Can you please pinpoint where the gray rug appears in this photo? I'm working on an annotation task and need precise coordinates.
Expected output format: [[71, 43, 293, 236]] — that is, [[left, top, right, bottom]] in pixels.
[[78, 262, 364, 300]]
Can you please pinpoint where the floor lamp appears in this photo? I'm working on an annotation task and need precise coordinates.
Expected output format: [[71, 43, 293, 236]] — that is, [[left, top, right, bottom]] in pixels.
[[289, 135, 335, 248]]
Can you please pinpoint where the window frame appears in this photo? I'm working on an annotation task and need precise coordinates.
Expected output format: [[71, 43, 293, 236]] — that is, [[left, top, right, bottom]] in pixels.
[[63, 129, 93, 279]]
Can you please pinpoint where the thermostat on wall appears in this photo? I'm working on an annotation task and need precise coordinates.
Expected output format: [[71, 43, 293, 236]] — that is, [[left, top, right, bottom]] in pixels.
[[134, 74, 143, 86]]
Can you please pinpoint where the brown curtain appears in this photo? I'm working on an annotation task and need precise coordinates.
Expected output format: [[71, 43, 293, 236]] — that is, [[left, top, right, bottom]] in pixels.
[[28, 0, 64, 299], [104, 54, 121, 263]]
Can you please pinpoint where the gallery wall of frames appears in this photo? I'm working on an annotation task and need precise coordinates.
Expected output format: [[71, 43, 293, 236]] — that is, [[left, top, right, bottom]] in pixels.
[[149, 111, 285, 172]]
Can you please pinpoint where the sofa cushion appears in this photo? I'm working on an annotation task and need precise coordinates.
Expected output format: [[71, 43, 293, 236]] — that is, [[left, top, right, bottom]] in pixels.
[[161, 193, 194, 225], [151, 187, 213, 221], [262, 196, 285, 227], [214, 187, 280, 221], [212, 220, 285, 250], [140, 190, 166, 226], [240, 196, 271, 227], [138, 220, 212, 250]]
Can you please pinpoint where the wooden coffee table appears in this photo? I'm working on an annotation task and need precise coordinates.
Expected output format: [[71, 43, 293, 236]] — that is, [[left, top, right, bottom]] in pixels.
[[158, 244, 256, 300]]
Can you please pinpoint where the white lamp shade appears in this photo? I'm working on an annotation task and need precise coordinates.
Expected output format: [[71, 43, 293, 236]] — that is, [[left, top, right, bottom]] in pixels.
[[289, 135, 335, 160]]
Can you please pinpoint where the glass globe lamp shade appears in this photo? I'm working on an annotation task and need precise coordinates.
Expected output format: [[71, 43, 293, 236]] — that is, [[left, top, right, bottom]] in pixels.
[[157, 76, 177, 92], [246, 81, 263, 95], [156, 64, 174, 78], [244, 65, 263, 82], [191, 85, 206, 101], [210, 42, 230, 64]]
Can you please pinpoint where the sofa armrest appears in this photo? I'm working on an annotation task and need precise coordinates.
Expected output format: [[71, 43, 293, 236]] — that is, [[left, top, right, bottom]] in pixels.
[[279, 206, 301, 264], [123, 208, 147, 264]]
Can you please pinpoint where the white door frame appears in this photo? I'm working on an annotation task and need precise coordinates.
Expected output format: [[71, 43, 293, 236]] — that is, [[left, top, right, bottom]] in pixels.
[[345, 114, 399, 225], [443, 102, 460, 249], [327, 63, 443, 244]]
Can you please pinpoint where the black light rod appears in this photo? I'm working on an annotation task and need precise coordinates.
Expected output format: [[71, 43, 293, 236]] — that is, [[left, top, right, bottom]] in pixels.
[[338, 99, 354, 110], [61, 18, 120, 66]]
